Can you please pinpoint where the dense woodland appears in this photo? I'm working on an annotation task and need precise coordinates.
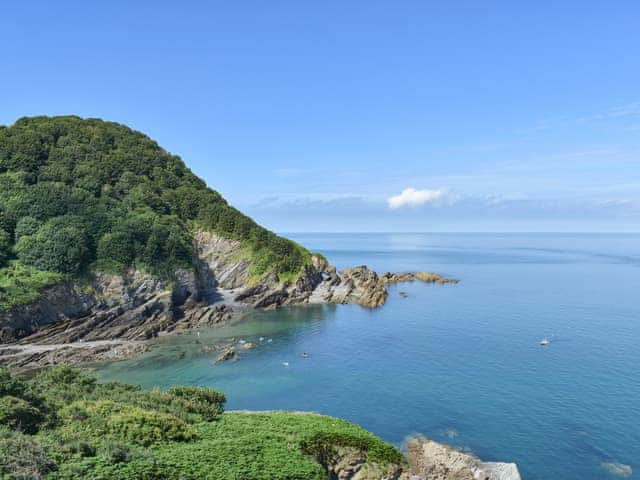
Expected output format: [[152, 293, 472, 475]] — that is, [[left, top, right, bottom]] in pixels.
[[0, 116, 309, 310]]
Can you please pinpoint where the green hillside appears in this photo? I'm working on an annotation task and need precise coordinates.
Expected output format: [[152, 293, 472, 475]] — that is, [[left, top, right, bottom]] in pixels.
[[0, 368, 404, 479], [0, 116, 309, 311]]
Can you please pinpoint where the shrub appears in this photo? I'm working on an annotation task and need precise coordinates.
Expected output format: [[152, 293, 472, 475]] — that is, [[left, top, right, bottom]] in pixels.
[[0, 430, 57, 479], [14, 216, 41, 240], [65, 401, 196, 447], [300, 432, 404, 466], [0, 396, 45, 434], [0, 228, 10, 266], [166, 386, 226, 421], [0, 368, 28, 398], [105, 405, 196, 447], [96, 231, 136, 269]]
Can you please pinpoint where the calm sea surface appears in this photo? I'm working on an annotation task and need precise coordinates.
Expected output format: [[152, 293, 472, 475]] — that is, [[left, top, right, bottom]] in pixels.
[[97, 233, 640, 480]]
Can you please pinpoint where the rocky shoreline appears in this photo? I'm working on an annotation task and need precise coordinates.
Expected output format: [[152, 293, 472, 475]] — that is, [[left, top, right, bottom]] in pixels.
[[0, 231, 458, 370], [405, 436, 521, 480]]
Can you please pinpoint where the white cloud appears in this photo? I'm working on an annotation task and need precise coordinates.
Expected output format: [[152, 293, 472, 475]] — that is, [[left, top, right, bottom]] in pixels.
[[387, 188, 448, 209]]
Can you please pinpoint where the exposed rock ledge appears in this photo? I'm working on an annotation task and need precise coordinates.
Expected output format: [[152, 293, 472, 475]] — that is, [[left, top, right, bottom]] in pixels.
[[0, 231, 458, 369], [405, 436, 522, 480]]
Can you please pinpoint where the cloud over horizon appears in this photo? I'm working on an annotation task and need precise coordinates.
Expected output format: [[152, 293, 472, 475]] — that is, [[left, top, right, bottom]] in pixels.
[[387, 188, 448, 209]]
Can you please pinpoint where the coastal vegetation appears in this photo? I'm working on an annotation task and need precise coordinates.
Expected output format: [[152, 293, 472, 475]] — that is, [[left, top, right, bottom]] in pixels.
[[0, 116, 310, 312], [0, 367, 404, 479]]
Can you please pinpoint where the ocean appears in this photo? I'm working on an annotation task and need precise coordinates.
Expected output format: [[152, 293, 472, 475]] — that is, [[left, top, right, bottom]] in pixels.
[[96, 233, 640, 480]]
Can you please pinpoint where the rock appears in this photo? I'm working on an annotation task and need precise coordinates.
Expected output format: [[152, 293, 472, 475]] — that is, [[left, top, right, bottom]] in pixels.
[[380, 272, 459, 285], [215, 345, 237, 362], [306, 267, 457, 309], [601, 462, 632, 478], [405, 436, 521, 480]]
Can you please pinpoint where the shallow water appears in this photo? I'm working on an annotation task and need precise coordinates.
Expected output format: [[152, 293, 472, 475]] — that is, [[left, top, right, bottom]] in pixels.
[[97, 233, 640, 480]]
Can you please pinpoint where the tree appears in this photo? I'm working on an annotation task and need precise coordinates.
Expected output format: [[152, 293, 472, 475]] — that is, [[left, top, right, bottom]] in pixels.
[[15, 216, 90, 274]]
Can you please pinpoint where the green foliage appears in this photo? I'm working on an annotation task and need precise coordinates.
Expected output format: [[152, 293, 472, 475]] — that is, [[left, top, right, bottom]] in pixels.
[[0, 396, 45, 434], [153, 412, 405, 480], [0, 228, 10, 267], [0, 262, 63, 312], [0, 429, 57, 479], [59, 400, 196, 447], [300, 431, 404, 466], [0, 368, 404, 479], [14, 216, 41, 241], [165, 386, 226, 421], [15, 215, 90, 274], [0, 115, 310, 307]]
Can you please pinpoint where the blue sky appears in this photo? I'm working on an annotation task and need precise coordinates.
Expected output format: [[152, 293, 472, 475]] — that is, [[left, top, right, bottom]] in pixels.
[[2, 1, 639, 232]]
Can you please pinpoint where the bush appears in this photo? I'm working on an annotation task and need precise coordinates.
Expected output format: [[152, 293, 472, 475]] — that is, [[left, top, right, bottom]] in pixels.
[[105, 404, 195, 447], [65, 401, 196, 447], [300, 432, 404, 466], [166, 386, 226, 421], [14, 216, 41, 240], [96, 231, 135, 269], [0, 396, 45, 434], [0, 228, 10, 266], [0, 368, 28, 398], [0, 430, 57, 479]]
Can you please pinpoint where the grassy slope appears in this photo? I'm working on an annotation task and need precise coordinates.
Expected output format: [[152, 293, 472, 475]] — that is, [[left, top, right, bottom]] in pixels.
[[0, 368, 403, 480]]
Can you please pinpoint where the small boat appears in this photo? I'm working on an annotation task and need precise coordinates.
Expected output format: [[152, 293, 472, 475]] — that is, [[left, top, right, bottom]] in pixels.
[[259, 337, 265, 342], [540, 338, 550, 346], [267, 338, 273, 343], [301, 352, 308, 358], [282, 361, 289, 367]]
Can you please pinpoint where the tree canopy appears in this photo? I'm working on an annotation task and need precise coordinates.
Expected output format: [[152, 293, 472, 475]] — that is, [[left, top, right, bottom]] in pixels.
[[0, 116, 307, 279]]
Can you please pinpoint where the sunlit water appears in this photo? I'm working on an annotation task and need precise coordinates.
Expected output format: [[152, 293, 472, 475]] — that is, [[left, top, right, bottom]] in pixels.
[[97, 233, 640, 480]]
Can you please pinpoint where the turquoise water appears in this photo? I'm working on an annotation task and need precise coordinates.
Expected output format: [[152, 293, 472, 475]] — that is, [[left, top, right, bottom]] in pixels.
[[97, 233, 640, 480]]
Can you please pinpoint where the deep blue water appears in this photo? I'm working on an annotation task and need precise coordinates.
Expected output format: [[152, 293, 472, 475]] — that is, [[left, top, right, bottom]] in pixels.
[[97, 233, 640, 480]]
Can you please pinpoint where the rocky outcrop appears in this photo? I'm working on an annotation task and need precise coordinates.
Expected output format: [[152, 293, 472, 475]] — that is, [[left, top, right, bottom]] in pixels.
[[307, 267, 458, 308], [405, 436, 521, 480], [380, 272, 459, 286]]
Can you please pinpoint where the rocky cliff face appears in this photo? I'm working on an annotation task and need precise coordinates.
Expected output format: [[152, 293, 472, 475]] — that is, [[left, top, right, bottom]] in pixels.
[[0, 230, 457, 368]]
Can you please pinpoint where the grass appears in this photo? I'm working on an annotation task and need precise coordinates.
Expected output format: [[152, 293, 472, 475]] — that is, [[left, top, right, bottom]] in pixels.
[[0, 261, 63, 313], [0, 368, 405, 480], [154, 412, 404, 480]]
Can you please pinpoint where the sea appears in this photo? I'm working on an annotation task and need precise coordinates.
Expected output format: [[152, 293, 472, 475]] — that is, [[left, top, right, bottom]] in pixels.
[[96, 233, 640, 480]]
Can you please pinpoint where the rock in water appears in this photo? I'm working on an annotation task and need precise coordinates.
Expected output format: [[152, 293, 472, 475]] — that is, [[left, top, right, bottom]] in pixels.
[[406, 436, 521, 480], [215, 345, 237, 362]]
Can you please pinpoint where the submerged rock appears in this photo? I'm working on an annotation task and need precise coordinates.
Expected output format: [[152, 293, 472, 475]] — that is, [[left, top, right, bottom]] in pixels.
[[215, 345, 237, 363]]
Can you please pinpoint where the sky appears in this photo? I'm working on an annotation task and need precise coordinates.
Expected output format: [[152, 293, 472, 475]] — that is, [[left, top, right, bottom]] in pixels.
[[1, 1, 639, 232]]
